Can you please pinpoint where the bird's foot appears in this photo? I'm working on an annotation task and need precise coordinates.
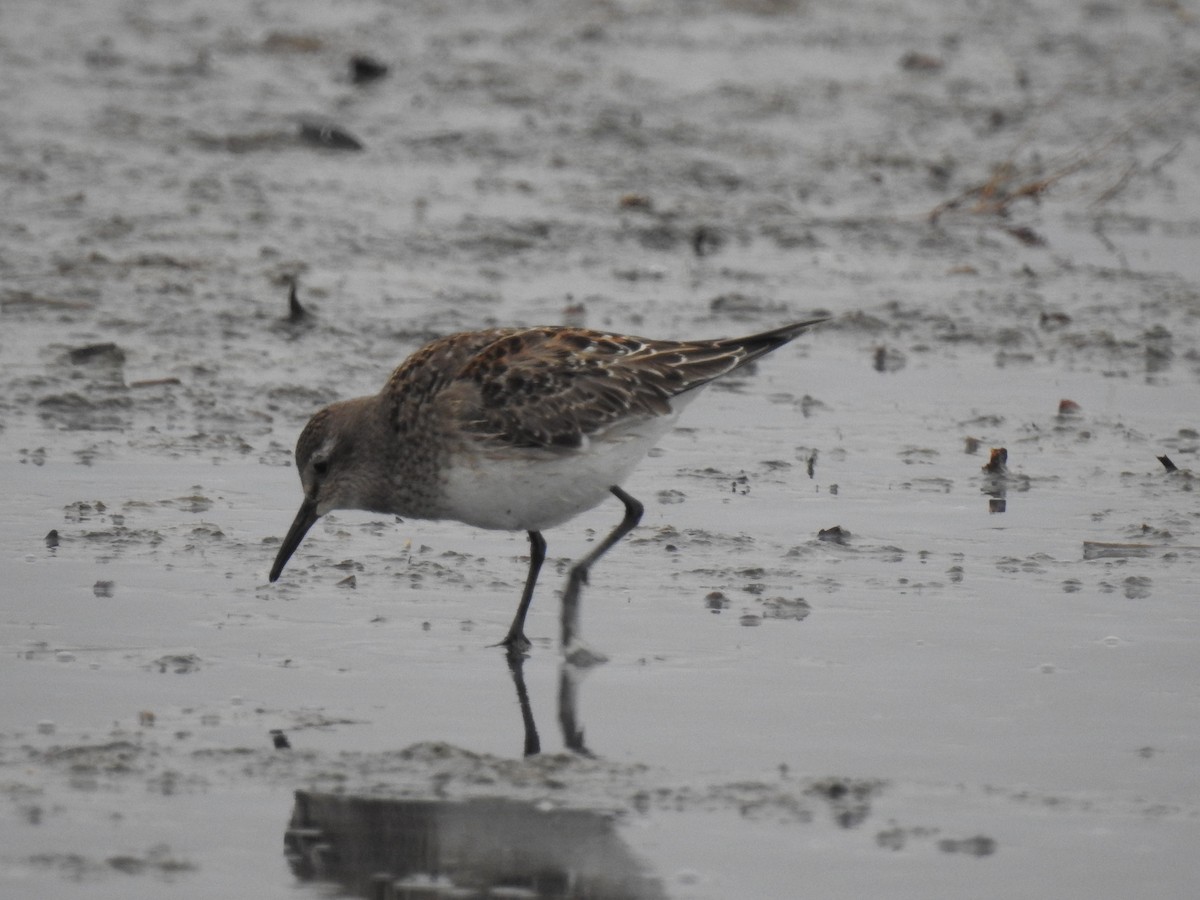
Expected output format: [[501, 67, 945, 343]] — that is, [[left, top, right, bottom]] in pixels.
[[494, 631, 532, 657]]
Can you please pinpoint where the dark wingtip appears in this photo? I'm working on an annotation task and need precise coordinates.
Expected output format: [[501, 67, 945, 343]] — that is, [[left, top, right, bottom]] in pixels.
[[724, 316, 831, 363], [783, 315, 832, 335]]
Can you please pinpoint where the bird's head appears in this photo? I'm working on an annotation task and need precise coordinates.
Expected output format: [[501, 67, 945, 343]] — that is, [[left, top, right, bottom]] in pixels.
[[269, 399, 373, 582]]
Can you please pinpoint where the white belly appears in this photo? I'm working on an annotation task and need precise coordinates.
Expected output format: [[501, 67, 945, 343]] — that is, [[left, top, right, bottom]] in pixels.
[[437, 411, 682, 532]]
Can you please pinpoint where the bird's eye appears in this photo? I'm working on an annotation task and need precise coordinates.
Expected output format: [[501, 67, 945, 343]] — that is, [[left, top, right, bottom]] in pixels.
[[313, 459, 330, 477]]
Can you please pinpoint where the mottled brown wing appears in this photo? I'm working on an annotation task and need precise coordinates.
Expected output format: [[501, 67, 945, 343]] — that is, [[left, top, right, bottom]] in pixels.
[[385, 327, 522, 402], [443, 326, 766, 450]]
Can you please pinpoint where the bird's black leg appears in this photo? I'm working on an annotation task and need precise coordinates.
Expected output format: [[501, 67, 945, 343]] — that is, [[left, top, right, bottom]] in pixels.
[[500, 530, 546, 655], [561, 486, 644, 655]]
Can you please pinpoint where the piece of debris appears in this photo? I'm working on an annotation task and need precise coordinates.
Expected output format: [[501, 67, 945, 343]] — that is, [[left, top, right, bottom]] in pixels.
[[1040, 311, 1071, 330], [68, 342, 125, 365], [129, 377, 182, 388], [1058, 399, 1081, 417], [263, 32, 323, 53], [691, 224, 723, 258], [982, 447, 1008, 474], [350, 55, 388, 84], [899, 51, 944, 72], [1082, 541, 1155, 560], [704, 591, 730, 611], [1006, 225, 1046, 247], [190, 129, 292, 153], [146, 653, 202, 674], [818, 526, 850, 545], [1083, 541, 1200, 560], [762, 597, 811, 621], [271, 729, 292, 749], [298, 121, 364, 151], [873, 345, 906, 373], [1158, 455, 1178, 472], [287, 277, 308, 322], [938, 835, 997, 857]]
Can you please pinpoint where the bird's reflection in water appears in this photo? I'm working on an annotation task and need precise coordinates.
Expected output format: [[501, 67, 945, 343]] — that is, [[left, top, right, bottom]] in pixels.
[[556, 663, 589, 756], [285, 792, 664, 899], [284, 658, 660, 898]]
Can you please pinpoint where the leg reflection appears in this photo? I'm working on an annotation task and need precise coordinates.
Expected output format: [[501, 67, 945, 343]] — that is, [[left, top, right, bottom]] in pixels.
[[502, 655, 594, 757], [505, 653, 540, 757], [558, 664, 591, 757]]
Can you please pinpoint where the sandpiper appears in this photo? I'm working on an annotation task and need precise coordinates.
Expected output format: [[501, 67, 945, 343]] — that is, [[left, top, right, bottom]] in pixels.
[[269, 318, 827, 660]]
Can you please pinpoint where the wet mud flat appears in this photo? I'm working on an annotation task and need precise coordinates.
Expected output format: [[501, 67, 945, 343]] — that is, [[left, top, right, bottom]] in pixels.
[[2, 0, 1199, 898]]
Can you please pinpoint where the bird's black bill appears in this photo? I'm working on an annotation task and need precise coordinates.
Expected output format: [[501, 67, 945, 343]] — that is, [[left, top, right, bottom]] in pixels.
[[270, 498, 319, 582]]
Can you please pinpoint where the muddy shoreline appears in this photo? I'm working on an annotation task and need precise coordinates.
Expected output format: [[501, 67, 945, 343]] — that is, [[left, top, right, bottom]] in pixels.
[[3, 1, 1199, 897]]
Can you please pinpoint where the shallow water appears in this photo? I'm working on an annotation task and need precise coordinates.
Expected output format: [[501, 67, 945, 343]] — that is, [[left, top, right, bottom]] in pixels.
[[3, 0, 1199, 897]]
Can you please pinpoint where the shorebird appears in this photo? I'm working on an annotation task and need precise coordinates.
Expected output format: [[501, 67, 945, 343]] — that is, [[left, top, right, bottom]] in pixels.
[[269, 318, 826, 660]]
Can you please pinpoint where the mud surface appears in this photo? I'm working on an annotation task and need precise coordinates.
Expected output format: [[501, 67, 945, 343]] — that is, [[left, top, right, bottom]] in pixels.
[[2, 1, 1199, 897]]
